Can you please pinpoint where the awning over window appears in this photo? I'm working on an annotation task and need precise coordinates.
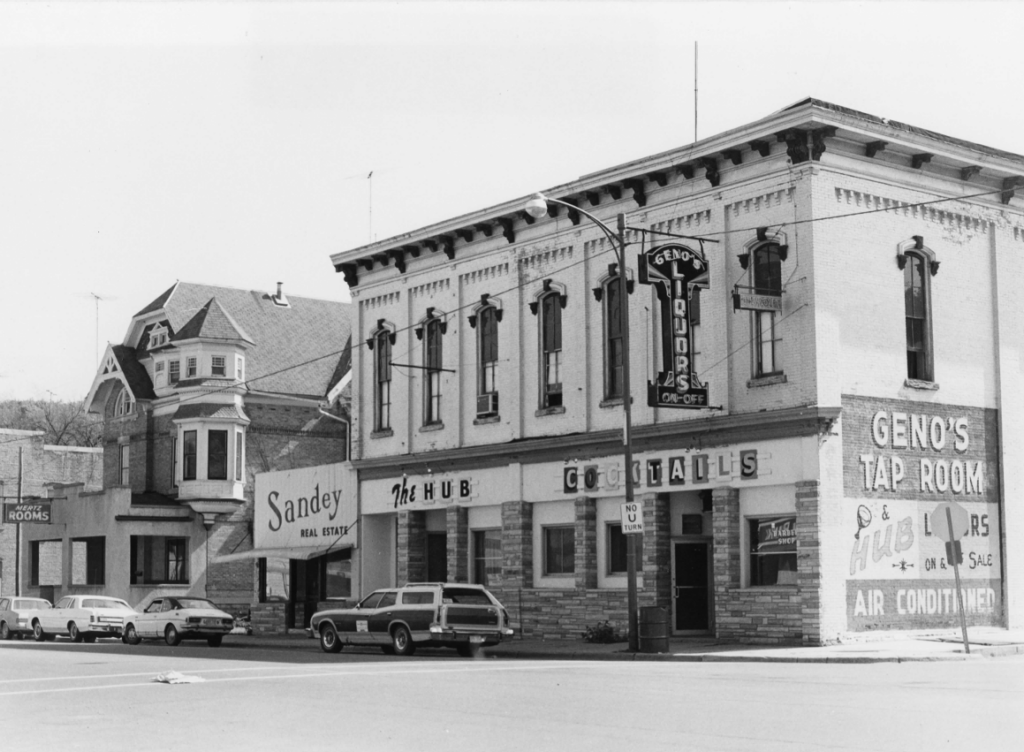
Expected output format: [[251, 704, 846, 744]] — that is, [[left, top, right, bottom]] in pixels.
[[211, 544, 349, 564]]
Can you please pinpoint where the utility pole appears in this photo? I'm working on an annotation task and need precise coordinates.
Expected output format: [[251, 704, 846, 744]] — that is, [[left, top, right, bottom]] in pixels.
[[16, 447, 23, 596]]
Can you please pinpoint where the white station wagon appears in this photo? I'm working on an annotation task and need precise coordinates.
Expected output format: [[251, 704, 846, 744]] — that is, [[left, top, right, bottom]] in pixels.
[[31, 595, 137, 643]]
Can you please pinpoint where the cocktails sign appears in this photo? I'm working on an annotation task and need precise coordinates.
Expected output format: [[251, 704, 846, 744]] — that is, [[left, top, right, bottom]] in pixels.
[[638, 243, 709, 409]]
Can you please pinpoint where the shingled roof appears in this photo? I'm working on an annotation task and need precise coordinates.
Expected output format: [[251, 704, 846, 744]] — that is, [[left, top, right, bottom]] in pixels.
[[133, 282, 351, 398]]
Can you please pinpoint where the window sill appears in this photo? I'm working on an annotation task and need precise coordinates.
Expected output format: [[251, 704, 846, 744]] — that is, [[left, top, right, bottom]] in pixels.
[[419, 422, 444, 433], [747, 374, 787, 388], [370, 429, 394, 439], [904, 378, 939, 391], [535, 406, 566, 417], [739, 585, 799, 592], [474, 415, 501, 425], [599, 397, 623, 409]]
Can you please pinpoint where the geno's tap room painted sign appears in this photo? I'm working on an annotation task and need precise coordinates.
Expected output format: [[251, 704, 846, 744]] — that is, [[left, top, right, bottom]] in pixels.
[[841, 396, 1001, 630]]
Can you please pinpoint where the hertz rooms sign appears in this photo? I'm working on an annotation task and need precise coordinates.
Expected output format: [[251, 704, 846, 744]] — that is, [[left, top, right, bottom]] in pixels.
[[639, 243, 710, 409]]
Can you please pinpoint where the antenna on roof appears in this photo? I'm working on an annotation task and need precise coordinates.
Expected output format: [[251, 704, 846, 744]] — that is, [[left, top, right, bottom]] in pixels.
[[368, 170, 374, 243], [90, 293, 103, 368], [694, 41, 698, 143]]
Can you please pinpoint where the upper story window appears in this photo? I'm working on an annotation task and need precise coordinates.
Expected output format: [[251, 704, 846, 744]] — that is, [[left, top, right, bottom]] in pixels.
[[751, 242, 783, 378], [235, 355, 245, 381], [424, 318, 443, 425], [211, 355, 226, 377], [603, 276, 624, 400], [235, 429, 244, 482], [477, 306, 499, 415], [208, 430, 228, 480], [541, 292, 563, 408], [183, 430, 197, 481], [118, 444, 130, 485], [114, 388, 134, 417], [186, 356, 198, 379], [149, 325, 169, 349], [903, 251, 933, 382], [169, 360, 180, 385], [373, 328, 393, 432]]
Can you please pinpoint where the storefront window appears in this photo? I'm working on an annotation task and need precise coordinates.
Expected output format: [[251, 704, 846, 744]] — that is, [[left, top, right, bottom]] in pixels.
[[544, 526, 575, 575], [324, 549, 352, 600], [472, 530, 502, 585], [607, 524, 627, 574], [260, 557, 290, 602], [749, 517, 797, 586]]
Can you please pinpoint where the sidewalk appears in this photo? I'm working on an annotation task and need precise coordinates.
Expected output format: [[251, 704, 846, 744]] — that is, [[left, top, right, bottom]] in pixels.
[[231, 627, 1024, 663]]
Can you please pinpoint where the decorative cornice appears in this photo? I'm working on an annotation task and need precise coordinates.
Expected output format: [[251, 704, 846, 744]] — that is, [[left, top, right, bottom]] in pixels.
[[834, 188, 990, 233], [351, 406, 843, 479]]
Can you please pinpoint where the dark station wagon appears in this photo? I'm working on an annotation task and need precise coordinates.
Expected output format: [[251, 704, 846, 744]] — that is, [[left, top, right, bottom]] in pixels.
[[310, 583, 514, 657]]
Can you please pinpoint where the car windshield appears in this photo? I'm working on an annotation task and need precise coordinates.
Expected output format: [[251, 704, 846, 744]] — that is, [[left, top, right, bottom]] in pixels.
[[16, 600, 51, 609], [441, 588, 492, 605], [83, 599, 131, 610], [175, 598, 216, 610]]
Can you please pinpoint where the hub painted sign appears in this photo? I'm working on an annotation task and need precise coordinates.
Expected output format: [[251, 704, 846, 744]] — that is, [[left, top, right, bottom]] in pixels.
[[841, 396, 1001, 631], [638, 243, 710, 409]]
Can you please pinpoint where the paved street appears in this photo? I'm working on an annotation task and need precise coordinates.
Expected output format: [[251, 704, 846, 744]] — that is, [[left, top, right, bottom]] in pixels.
[[2, 639, 1022, 751]]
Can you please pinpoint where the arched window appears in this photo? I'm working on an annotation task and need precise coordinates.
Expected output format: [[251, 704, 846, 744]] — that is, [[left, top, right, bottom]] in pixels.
[[752, 243, 783, 377], [604, 276, 624, 399], [373, 329, 392, 432], [540, 293, 563, 408], [904, 252, 932, 381], [477, 306, 499, 416], [114, 387, 134, 417], [423, 318, 443, 425]]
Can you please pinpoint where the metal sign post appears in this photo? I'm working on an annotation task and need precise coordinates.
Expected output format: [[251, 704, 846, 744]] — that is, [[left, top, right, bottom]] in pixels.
[[945, 507, 970, 655], [932, 501, 971, 655]]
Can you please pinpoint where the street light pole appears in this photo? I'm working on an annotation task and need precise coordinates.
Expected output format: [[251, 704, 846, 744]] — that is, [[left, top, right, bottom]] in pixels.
[[525, 194, 640, 651]]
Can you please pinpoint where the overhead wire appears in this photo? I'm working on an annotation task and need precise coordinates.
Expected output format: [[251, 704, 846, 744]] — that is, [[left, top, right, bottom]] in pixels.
[[104, 179, 1017, 409]]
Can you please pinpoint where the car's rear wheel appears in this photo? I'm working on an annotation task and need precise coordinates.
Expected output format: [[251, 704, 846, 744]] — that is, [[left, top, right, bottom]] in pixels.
[[0, 622, 11, 640], [68, 622, 83, 643], [319, 623, 343, 653], [391, 625, 415, 656], [165, 624, 181, 646], [207, 635, 223, 648], [123, 624, 141, 645], [32, 621, 46, 642], [456, 643, 482, 658]]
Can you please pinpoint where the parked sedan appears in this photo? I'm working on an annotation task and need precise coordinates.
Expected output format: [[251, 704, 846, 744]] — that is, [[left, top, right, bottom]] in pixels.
[[0, 597, 52, 640], [123, 596, 234, 647], [31, 595, 137, 642]]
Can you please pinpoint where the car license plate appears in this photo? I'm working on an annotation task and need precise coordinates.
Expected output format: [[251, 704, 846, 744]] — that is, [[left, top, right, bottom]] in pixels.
[[470, 635, 484, 643]]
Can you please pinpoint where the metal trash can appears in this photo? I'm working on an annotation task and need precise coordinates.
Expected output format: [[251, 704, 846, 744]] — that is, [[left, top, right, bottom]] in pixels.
[[638, 606, 670, 653]]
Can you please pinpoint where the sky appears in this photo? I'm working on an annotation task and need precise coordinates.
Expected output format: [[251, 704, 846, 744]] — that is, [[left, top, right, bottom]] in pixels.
[[3, 1, 1024, 402]]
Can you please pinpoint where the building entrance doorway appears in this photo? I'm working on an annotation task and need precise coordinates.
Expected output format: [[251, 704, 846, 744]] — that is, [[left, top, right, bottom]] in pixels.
[[672, 541, 711, 633], [426, 533, 447, 582], [287, 559, 321, 629]]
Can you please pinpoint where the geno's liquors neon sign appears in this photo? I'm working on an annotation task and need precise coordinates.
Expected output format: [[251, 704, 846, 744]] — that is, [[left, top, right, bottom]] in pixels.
[[638, 243, 710, 409]]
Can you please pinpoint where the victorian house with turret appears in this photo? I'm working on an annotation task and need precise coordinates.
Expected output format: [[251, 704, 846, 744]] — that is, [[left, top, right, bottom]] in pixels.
[[18, 282, 351, 625]]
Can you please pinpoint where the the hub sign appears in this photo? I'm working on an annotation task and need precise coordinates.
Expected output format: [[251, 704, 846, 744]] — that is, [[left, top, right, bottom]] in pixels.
[[638, 243, 710, 409]]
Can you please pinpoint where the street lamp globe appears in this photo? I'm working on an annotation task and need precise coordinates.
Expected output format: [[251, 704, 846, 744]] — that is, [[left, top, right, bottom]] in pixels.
[[524, 193, 549, 219]]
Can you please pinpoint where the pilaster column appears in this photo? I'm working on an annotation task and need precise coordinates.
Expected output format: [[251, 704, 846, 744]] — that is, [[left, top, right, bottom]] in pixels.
[[500, 501, 533, 588], [712, 486, 741, 591], [641, 492, 671, 606], [397, 511, 426, 584], [574, 497, 597, 589], [446, 505, 469, 583], [795, 479, 822, 645]]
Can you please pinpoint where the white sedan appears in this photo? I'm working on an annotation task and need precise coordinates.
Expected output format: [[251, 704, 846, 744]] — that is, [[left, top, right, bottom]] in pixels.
[[0, 597, 52, 640], [123, 596, 235, 647], [31, 595, 137, 642]]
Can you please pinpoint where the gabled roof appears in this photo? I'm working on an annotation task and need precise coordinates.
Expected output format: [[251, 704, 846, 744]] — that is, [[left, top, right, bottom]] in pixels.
[[111, 345, 155, 400], [126, 281, 350, 398], [173, 298, 255, 345]]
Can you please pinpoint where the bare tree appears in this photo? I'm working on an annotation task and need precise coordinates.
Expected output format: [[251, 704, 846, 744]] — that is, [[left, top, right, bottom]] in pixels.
[[0, 399, 102, 446]]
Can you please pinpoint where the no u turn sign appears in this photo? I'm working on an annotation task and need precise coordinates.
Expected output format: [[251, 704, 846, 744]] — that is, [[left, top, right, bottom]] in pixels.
[[620, 502, 644, 534]]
